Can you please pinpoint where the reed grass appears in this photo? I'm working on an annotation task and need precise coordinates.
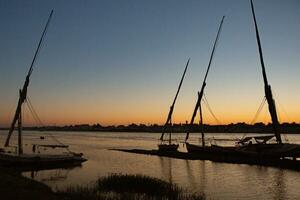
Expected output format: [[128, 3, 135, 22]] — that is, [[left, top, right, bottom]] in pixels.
[[57, 174, 204, 200]]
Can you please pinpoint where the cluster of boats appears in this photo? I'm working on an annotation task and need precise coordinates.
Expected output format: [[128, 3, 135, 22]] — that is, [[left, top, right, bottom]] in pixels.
[[158, 0, 300, 164], [0, 0, 299, 170]]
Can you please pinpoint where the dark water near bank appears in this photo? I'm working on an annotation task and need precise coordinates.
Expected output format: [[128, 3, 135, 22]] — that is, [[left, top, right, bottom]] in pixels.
[[1, 131, 300, 199]]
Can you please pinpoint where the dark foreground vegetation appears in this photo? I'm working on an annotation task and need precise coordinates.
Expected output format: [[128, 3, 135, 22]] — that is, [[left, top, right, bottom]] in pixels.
[[0, 167, 58, 200], [0, 168, 204, 200], [57, 174, 204, 200], [2, 122, 300, 134]]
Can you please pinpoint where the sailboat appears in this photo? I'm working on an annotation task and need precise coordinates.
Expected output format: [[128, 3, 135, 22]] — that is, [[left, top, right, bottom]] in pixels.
[[185, 16, 225, 155], [158, 59, 190, 151], [187, 0, 300, 161], [0, 10, 87, 167], [220, 0, 300, 160]]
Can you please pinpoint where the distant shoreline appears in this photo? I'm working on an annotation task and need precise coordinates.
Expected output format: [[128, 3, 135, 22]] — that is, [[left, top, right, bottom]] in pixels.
[[1, 122, 300, 134]]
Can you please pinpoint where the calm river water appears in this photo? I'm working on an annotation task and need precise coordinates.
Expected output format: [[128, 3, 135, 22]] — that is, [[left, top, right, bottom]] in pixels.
[[1, 131, 299, 199]]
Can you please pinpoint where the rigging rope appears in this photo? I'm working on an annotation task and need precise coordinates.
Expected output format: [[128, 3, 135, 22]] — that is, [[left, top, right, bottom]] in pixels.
[[241, 96, 266, 140], [250, 96, 266, 125], [26, 96, 66, 146], [26, 98, 44, 126], [202, 93, 221, 125], [272, 91, 289, 142], [273, 91, 291, 122]]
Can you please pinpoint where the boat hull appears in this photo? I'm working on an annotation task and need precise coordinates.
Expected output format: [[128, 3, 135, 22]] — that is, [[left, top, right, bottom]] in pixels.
[[187, 142, 300, 161], [0, 152, 87, 170], [158, 144, 179, 152]]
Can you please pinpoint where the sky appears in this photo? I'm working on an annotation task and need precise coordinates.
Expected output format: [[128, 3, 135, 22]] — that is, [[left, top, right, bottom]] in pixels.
[[0, 0, 299, 127]]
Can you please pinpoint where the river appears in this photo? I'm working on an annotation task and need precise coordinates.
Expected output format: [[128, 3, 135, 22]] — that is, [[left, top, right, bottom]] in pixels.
[[0, 131, 299, 199]]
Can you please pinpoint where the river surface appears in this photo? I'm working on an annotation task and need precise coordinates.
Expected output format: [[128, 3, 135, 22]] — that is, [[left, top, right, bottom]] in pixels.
[[0, 131, 300, 199]]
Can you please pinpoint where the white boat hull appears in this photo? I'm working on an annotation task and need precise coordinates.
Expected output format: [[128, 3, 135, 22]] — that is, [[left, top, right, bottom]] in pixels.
[[0, 152, 87, 169]]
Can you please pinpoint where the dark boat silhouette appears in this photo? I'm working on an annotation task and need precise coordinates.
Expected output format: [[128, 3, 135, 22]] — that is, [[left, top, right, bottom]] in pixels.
[[185, 0, 300, 162], [158, 59, 190, 152], [0, 10, 87, 168], [184, 15, 225, 154]]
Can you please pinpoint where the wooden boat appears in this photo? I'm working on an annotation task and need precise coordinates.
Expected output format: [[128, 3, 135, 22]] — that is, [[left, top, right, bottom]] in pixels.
[[158, 144, 179, 152], [158, 59, 190, 152], [187, 0, 300, 162], [185, 16, 225, 153], [0, 10, 87, 167]]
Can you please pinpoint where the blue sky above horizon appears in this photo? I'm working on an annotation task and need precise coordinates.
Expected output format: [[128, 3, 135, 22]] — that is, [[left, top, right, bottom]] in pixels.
[[0, 0, 299, 126]]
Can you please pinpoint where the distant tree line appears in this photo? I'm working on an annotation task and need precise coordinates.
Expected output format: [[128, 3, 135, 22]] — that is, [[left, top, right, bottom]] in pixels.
[[1, 122, 300, 134]]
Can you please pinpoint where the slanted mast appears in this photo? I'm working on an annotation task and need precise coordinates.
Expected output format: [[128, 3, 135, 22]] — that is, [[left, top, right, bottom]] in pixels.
[[185, 16, 225, 145], [250, 0, 282, 143], [4, 10, 54, 152], [160, 59, 190, 143]]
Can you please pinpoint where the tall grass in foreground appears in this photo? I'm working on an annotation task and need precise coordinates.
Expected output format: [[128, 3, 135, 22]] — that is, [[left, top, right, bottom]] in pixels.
[[57, 174, 204, 200]]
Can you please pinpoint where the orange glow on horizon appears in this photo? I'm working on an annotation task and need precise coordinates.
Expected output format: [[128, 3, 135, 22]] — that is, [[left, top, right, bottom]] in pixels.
[[1, 92, 300, 127], [1, 109, 299, 127]]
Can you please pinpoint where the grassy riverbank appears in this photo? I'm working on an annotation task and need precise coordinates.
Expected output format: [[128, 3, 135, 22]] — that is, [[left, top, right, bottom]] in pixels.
[[57, 174, 204, 200], [0, 168, 204, 200]]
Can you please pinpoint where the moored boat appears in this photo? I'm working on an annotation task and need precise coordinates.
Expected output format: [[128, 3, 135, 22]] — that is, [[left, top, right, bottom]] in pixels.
[[211, 0, 300, 161], [0, 10, 87, 168], [158, 144, 179, 152], [185, 0, 300, 163], [185, 16, 225, 153], [158, 59, 190, 152]]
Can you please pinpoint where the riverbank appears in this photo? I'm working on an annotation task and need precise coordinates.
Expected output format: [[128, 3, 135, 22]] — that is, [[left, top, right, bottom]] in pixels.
[[0, 167, 57, 200]]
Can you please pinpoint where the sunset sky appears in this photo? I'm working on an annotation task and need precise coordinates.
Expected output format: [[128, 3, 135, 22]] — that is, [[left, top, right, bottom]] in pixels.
[[0, 0, 299, 127]]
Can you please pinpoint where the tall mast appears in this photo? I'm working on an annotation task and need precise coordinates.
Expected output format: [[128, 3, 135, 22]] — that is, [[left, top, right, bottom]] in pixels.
[[250, 0, 281, 143], [5, 10, 54, 148], [198, 92, 205, 146], [185, 16, 225, 143], [160, 58, 190, 142]]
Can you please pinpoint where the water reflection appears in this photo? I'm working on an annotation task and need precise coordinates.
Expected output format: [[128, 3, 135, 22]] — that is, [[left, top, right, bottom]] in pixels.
[[185, 160, 196, 188], [24, 165, 82, 184], [159, 157, 173, 184], [30, 169, 70, 182], [198, 160, 206, 195], [272, 169, 286, 200]]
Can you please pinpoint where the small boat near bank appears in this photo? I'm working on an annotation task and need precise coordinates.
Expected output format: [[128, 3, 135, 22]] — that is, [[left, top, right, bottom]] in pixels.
[[0, 10, 87, 168], [158, 59, 190, 152]]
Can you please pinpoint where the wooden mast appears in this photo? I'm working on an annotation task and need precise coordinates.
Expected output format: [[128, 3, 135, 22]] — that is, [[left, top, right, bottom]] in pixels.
[[185, 16, 225, 144], [250, 0, 282, 144], [198, 92, 205, 147], [4, 10, 54, 149], [17, 90, 23, 154], [160, 58, 190, 142]]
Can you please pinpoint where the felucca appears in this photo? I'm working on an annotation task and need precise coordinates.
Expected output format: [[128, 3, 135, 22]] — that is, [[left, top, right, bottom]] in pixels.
[[223, 0, 300, 160], [0, 10, 87, 168], [189, 0, 300, 161], [158, 59, 190, 152], [185, 16, 225, 154]]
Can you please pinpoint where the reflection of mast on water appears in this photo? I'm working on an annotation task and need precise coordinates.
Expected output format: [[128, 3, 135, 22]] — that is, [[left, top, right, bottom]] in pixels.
[[159, 157, 173, 184], [28, 167, 73, 182], [185, 160, 196, 187], [198, 161, 206, 196], [273, 170, 286, 200], [185, 160, 207, 196]]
